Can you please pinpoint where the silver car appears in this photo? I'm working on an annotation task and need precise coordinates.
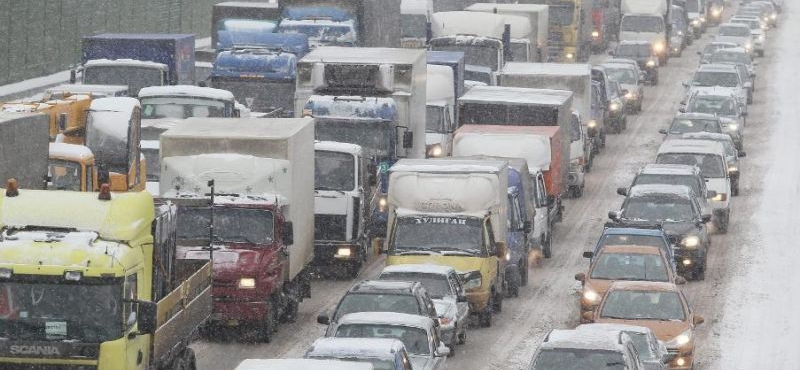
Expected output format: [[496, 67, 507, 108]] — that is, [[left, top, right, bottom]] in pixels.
[[602, 62, 645, 113], [682, 132, 746, 196], [575, 324, 670, 370]]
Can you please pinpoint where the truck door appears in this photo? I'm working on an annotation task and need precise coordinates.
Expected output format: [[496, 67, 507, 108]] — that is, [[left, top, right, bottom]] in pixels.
[[533, 173, 549, 239], [125, 272, 148, 370], [484, 218, 502, 287]]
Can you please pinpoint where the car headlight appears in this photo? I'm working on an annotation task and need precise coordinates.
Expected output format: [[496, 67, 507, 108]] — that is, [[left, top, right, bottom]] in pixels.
[[592, 30, 600, 38], [712, 9, 722, 17], [678, 31, 684, 36], [667, 329, 693, 348], [583, 289, 601, 303], [700, 16, 706, 22], [460, 270, 482, 290], [565, 53, 575, 60], [728, 165, 738, 173], [712, 193, 728, 202], [336, 247, 352, 258], [610, 102, 620, 111], [625, 92, 635, 99], [745, 42, 752, 50], [728, 123, 739, 131], [427, 144, 443, 157], [587, 119, 597, 128], [439, 317, 453, 326], [681, 236, 700, 248], [653, 42, 665, 53], [238, 277, 256, 289], [646, 60, 656, 67], [758, 35, 765, 41], [691, 19, 701, 26]]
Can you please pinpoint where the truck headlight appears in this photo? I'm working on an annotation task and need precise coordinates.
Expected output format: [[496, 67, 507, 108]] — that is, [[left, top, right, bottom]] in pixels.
[[712, 193, 728, 202], [336, 247, 352, 258], [565, 53, 575, 60], [646, 60, 656, 67], [681, 236, 700, 248], [378, 196, 387, 212], [653, 42, 665, 53], [728, 123, 739, 131], [238, 278, 256, 289], [460, 270, 482, 290], [712, 8, 722, 17], [691, 19, 701, 27], [728, 166, 738, 173], [609, 102, 620, 111], [758, 35, 765, 42], [587, 120, 597, 128], [583, 289, 600, 303], [771, 13, 777, 20], [592, 30, 600, 38], [427, 144, 443, 157], [625, 91, 635, 100], [745, 42, 752, 51]]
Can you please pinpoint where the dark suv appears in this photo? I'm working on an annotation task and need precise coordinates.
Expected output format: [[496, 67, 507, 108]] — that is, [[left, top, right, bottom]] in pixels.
[[318, 280, 439, 335], [610, 41, 660, 84], [609, 184, 712, 280]]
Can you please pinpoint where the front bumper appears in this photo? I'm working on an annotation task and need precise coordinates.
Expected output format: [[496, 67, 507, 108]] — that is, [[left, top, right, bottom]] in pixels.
[[667, 349, 694, 370], [467, 289, 491, 313], [674, 248, 706, 271], [439, 321, 457, 346], [211, 298, 269, 324]]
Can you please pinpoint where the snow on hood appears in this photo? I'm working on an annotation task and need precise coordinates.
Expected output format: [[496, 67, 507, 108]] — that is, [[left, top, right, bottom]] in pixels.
[[409, 355, 433, 370]]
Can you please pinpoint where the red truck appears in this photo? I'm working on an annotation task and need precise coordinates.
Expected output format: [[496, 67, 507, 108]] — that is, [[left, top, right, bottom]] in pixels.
[[159, 117, 315, 342]]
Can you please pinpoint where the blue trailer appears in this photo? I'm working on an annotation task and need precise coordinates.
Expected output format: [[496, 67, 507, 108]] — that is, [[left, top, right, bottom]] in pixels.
[[78, 34, 195, 95]]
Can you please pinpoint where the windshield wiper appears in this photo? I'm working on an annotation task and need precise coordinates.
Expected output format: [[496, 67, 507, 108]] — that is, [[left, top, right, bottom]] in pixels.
[[599, 315, 631, 320], [395, 249, 441, 256], [221, 235, 258, 244], [315, 186, 345, 194]]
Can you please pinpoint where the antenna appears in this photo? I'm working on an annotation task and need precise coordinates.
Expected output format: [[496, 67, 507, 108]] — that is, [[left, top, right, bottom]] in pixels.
[[206, 179, 216, 261]]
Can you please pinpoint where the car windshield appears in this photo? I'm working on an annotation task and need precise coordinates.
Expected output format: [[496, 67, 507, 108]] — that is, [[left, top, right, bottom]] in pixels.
[[533, 349, 626, 370], [623, 197, 695, 221], [315, 150, 356, 191], [393, 216, 484, 256], [336, 324, 430, 355], [731, 19, 760, 29], [47, 159, 82, 191], [431, 44, 500, 71], [634, 174, 701, 196], [719, 26, 751, 36], [621, 15, 664, 33], [669, 118, 723, 134], [426, 105, 446, 133], [598, 234, 668, 250], [176, 207, 275, 244], [211, 79, 295, 113], [82, 66, 162, 96], [401, 14, 428, 38], [600, 290, 686, 321], [702, 44, 732, 57], [308, 356, 395, 370], [590, 253, 670, 282], [335, 293, 421, 321], [687, 96, 738, 115], [141, 97, 228, 119], [0, 281, 123, 343], [616, 44, 652, 58], [605, 67, 637, 85], [380, 272, 452, 299], [657, 153, 725, 177], [692, 71, 739, 87], [316, 119, 394, 157], [711, 52, 750, 65]]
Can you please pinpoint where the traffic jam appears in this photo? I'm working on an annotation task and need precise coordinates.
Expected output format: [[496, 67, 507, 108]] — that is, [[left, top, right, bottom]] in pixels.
[[0, 0, 788, 369]]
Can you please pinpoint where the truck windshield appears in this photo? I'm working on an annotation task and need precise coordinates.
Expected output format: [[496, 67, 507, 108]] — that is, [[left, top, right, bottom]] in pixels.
[[83, 66, 162, 96], [316, 150, 356, 191], [401, 14, 428, 38], [620, 16, 664, 33], [686, 0, 700, 12], [656, 153, 725, 178], [460, 103, 559, 126], [431, 44, 499, 71], [278, 23, 356, 45], [316, 119, 394, 158], [426, 105, 445, 133], [393, 216, 483, 256], [509, 42, 530, 62], [548, 4, 575, 26], [212, 79, 295, 114], [140, 97, 229, 119], [177, 207, 275, 245], [0, 281, 122, 343], [47, 159, 82, 191]]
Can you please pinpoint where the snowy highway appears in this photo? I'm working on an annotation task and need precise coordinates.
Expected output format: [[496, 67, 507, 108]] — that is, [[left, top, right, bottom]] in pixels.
[[192, 3, 797, 370]]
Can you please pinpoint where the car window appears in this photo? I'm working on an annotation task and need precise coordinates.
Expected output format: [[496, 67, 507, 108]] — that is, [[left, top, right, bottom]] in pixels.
[[379, 272, 452, 299], [533, 349, 626, 370], [600, 290, 687, 321], [669, 118, 723, 134], [590, 252, 670, 282], [335, 293, 421, 320], [335, 324, 431, 355]]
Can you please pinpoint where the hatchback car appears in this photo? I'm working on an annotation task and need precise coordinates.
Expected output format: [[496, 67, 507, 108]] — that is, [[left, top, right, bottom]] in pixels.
[[729, 16, 767, 56], [531, 329, 647, 370], [305, 338, 414, 370], [610, 41, 659, 85], [378, 264, 469, 350], [709, 48, 756, 98], [591, 226, 675, 267], [619, 163, 715, 220], [590, 281, 705, 370], [331, 312, 450, 370], [659, 112, 724, 140], [575, 324, 671, 370], [685, 64, 749, 107], [682, 87, 747, 150], [714, 23, 755, 54], [602, 62, 645, 112], [609, 184, 711, 280], [318, 280, 439, 335], [697, 42, 738, 64], [681, 132, 746, 195], [576, 245, 685, 321]]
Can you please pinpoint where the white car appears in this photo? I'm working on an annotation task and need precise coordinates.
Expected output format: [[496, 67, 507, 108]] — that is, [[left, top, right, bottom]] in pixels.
[[685, 64, 749, 108], [730, 16, 767, 56], [306, 338, 414, 370], [714, 23, 755, 54]]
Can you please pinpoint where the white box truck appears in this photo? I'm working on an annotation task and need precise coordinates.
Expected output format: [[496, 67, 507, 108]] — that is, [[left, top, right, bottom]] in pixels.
[[620, 0, 671, 63], [466, 3, 550, 62]]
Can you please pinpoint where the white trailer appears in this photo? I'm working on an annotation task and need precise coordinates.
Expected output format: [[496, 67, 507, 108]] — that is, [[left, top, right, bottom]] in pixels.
[[295, 47, 427, 159], [466, 3, 550, 62], [401, 0, 434, 48], [426, 64, 457, 157]]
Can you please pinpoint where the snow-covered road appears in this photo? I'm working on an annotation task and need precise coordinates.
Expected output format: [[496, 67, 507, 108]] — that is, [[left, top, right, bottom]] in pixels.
[[192, 4, 795, 369]]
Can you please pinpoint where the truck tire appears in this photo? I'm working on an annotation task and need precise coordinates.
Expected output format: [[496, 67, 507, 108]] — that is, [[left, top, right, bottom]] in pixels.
[[346, 261, 362, 278], [493, 287, 503, 313], [542, 234, 552, 259], [479, 297, 493, 327], [172, 349, 196, 370], [257, 297, 278, 343], [458, 325, 467, 344], [520, 258, 529, 286], [282, 298, 299, 324]]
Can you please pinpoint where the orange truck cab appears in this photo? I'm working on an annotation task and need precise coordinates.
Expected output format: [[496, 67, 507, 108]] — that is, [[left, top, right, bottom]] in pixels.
[[84, 97, 146, 192]]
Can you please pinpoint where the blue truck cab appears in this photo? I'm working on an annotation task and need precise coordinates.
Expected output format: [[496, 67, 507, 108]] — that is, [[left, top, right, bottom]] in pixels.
[[277, 7, 358, 48], [505, 167, 533, 297], [589, 225, 676, 270], [302, 95, 400, 241], [211, 32, 309, 115]]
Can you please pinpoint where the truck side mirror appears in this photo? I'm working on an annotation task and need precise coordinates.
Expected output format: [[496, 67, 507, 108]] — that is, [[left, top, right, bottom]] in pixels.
[[495, 241, 507, 259], [582, 251, 594, 259], [738, 151, 747, 157], [58, 113, 68, 131], [659, 128, 668, 134], [317, 314, 330, 325], [69, 69, 77, 84], [426, 22, 433, 44], [523, 221, 532, 234], [403, 131, 414, 149], [98, 166, 110, 186], [546, 195, 555, 207], [608, 210, 619, 220], [283, 222, 294, 245], [616, 187, 628, 196], [137, 300, 158, 335]]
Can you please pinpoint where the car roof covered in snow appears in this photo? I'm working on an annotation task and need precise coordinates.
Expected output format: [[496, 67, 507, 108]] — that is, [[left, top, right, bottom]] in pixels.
[[460, 85, 572, 106], [688, 86, 739, 99], [673, 112, 721, 121], [575, 323, 655, 336], [390, 158, 507, 174], [609, 280, 680, 292], [500, 62, 591, 77], [680, 132, 735, 143], [336, 312, 435, 329], [235, 359, 373, 370], [306, 337, 405, 359], [542, 329, 627, 352], [639, 163, 702, 176], [718, 22, 752, 30], [712, 47, 749, 56], [618, 40, 653, 46], [657, 139, 725, 156], [602, 227, 666, 236], [349, 280, 419, 295], [138, 85, 235, 101], [381, 264, 456, 276], [628, 184, 694, 199]]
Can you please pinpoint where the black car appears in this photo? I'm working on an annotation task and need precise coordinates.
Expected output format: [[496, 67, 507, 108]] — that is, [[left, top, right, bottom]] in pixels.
[[608, 184, 712, 280], [610, 41, 659, 85]]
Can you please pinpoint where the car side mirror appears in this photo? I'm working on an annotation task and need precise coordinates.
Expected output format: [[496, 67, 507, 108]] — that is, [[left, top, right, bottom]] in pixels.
[[678, 106, 686, 113], [546, 195, 556, 207], [317, 314, 330, 325], [744, 81, 753, 88], [616, 187, 628, 196], [659, 128, 668, 135], [523, 221, 532, 234], [575, 272, 586, 281], [137, 300, 158, 335], [696, 51, 702, 56], [457, 295, 468, 303], [675, 276, 687, 285], [693, 315, 705, 325], [581, 311, 595, 322], [582, 251, 594, 259], [283, 222, 294, 245], [682, 82, 689, 88], [701, 213, 713, 223], [738, 151, 747, 157], [608, 50, 615, 56], [608, 210, 619, 221], [436, 344, 451, 357], [706, 190, 718, 199]]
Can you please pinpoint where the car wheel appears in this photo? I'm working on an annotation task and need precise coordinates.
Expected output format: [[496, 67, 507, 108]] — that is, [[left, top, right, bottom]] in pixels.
[[621, 117, 628, 131], [346, 260, 362, 278], [732, 181, 740, 196], [693, 266, 706, 281], [542, 234, 552, 259], [600, 129, 607, 148], [717, 213, 730, 234], [458, 326, 467, 344]]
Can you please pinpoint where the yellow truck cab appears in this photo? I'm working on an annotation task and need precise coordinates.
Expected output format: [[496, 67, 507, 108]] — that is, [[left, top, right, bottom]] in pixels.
[[0, 182, 210, 370], [48, 143, 98, 192], [1, 94, 92, 144], [384, 159, 509, 327], [85, 97, 146, 192]]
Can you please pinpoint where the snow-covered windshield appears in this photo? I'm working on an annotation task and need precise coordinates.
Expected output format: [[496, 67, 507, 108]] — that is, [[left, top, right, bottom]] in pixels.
[[731, 19, 760, 29], [380, 272, 452, 299], [83, 66, 162, 96], [701, 44, 733, 58], [401, 14, 428, 38], [0, 282, 122, 342], [212, 79, 295, 113], [308, 356, 395, 370], [710, 52, 751, 65], [623, 197, 695, 221], [621, 15, 664, 33], [634, 174, 701, 196], [393, 216, 483, 255], [657, 153, 725, 178], [692, 71, 739, 87], [141, 97, 229, 119], [616, 44, 652, 58], [431, 44, 499, 71], [533, 349, 625, 370], [336, 324, 430, 355], [627, 332, 658, 360], [605, 67, 638, 85], [718, 26, 751, 37], [590, 253, 670, 282], [316, 119, 394, 157], [47, 159, 83, 191], [176, 207, 275, 244], [278, 23, 355, 44], [669, 118, 723, 134], [687, 96, 738, 115], [315, 150, 356, 191], [600, 290, 686, 321], [335, 294, 422, 320]]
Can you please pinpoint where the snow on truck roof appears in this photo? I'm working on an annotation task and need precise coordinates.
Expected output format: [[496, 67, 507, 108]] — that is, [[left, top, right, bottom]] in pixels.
[[466, 3, 549, 13], [315, 141, 362, 155], [500, 62, 591, 77], [84, 58, 168, 70], [390, 158, 507, 174], [300, 47, 424, 65], [460, 85, 572, 106], [85, 33, 193, 40], [138, 85, 234, 101], [49, 143, 94, 161], [427, 64, 456, 102], [216, 1, 279, 9], [337, 312, 435, 329], [381, 264, 456, 276], [307, 337, 406, 359], [163, 117, 311, 139], [235, 359, 373, 370], [431, 12, 507, 39]]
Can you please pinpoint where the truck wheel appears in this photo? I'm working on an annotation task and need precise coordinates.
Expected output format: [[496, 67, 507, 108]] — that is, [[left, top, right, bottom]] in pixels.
[[717, 213, 730, 234], [732, 181, 740, 196], [257, 297, 278, 343], [173, 349, 196, 370], [493, 288, 503, 313], [282, 298, 299, 323], [479, 297, 493, 327], [542, 234, 552, 259], [520, 258, 529, 286], [346, 261, 362, 278]]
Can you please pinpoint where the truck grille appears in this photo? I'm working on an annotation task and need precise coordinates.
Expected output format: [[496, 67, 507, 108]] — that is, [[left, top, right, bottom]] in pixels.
[[315, 214, 347, 242]]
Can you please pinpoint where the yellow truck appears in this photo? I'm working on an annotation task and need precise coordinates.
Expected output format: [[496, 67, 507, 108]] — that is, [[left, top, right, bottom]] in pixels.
[[0, 182, 211, 370], [383, 158, 509, 327], [1, 94, 92, 144]]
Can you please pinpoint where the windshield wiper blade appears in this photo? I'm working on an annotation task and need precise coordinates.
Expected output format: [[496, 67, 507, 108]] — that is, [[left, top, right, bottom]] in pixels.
[[396, 249, 441, 256], [315, 186, 345, 194]]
